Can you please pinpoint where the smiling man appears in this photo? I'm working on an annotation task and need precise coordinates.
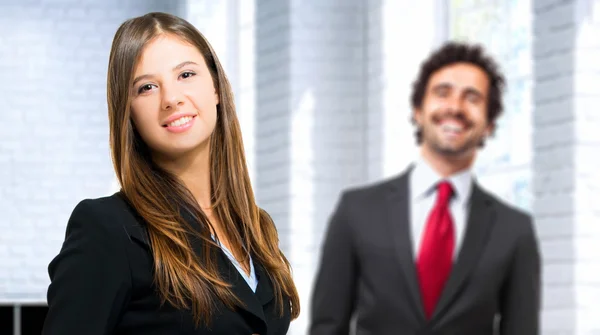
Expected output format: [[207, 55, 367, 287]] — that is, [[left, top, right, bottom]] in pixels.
[[309, 42, 541, 335]]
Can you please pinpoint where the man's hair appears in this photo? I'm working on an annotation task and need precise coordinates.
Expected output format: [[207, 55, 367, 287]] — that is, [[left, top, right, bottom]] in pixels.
[[410, 41, 506, 144]]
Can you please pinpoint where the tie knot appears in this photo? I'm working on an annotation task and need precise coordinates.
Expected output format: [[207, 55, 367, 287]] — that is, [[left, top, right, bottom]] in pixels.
[[436, 181, 454, 204]]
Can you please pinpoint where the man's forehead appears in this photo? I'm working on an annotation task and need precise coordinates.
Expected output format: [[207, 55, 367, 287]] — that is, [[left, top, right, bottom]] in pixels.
[[428, 65, 490, 91]]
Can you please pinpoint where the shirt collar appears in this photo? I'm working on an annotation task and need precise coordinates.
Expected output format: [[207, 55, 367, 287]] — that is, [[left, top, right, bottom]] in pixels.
[[410, 156, 473, 206]]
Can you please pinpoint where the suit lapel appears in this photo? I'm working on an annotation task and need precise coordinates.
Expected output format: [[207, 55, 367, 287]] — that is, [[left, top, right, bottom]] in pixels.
[[431, 183, 495, 321], [386, 168, 426, 322], [215, 254, 273, 335], [215, 251, 267, 326]]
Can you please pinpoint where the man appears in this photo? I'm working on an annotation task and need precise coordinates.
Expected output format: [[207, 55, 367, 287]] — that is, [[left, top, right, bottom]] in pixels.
[[309, 42, 541, 335]]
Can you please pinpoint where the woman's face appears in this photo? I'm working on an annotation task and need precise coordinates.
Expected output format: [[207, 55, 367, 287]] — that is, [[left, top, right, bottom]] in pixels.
[[129, 34, 219, 160]]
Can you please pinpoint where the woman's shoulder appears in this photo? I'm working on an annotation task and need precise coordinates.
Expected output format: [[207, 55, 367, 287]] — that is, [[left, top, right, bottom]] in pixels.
[[71, 191, 131, 220], [66, 191, 146, 241]]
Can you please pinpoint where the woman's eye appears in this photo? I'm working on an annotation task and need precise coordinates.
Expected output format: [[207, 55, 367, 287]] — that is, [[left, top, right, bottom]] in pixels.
[[138, 84, 154, 94], [180, 71, 196, 79]]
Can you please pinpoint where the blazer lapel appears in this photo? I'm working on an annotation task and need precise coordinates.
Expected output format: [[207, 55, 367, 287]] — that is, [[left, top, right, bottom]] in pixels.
[[386, 168, 426, 322], [431, 183, 495, 321], [253, 262, 275, 306], [216, 257, 273, 335], [215, 251, 267, 327]]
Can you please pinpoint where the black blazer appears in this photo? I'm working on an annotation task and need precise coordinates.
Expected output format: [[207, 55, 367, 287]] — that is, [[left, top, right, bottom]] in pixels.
[[42, 192, 291, 335], [309, 169, 541, 335]]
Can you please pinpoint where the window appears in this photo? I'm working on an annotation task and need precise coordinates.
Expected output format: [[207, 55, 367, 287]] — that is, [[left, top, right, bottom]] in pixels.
[[448, 0, 533, 210]]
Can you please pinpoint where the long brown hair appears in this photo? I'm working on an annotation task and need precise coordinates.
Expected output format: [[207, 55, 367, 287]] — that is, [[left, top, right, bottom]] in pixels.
[[106, 12, 299, 325]]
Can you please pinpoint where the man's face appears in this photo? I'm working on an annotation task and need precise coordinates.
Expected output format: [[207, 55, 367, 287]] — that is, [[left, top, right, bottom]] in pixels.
[[414, 62, 493, 159]]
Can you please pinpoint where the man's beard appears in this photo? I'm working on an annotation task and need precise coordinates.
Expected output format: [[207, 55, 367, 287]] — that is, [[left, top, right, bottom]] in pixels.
[[423, 112, 483, 157], [427, 133, 482, 157]]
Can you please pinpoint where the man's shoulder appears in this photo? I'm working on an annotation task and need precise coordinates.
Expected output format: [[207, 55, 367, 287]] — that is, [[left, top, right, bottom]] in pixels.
[[477, 186, 531, 219], [475, 184, 535, 236], [338, 170, 410, 204]]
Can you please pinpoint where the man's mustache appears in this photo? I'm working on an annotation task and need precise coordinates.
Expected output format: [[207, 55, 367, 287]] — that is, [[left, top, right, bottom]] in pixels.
[[432, 111, 474, 128]]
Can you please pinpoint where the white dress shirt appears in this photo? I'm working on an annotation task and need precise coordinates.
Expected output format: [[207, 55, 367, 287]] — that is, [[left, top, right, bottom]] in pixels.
[[211, 235, 257, 292], [409, 157, 473, 259]]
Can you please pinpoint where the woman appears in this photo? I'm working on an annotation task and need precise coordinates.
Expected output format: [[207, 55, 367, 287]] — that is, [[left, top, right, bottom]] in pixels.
[[42, 12, 300, 335]]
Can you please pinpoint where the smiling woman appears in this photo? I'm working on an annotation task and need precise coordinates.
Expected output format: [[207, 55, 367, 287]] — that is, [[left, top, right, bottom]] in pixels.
[[42, 12, 299, 335], [129, 35, 219, 159]]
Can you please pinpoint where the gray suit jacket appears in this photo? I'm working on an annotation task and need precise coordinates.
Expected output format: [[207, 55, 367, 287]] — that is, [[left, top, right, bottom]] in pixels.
[[309, 169, 541, 335]]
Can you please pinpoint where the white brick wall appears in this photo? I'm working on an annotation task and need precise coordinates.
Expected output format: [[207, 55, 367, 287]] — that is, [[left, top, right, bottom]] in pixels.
[[290, 2, 369, 333], [0, 0, 185, 304], [534, 0, 600, 333], [255, 0, 292, 247], [255, 2, 368, 333], [237, 0, 257, 185]]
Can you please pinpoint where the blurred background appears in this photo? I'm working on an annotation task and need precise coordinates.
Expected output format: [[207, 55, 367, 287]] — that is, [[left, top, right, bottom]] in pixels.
[[0, 0, 599, 334]]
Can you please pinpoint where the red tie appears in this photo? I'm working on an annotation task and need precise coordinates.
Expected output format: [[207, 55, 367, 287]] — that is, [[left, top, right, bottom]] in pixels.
[[416, 181, 455, 319]]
